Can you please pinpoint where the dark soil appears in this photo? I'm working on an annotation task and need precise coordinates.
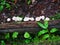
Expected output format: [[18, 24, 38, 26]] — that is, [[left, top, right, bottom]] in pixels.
[[0, 0, 60, 24]]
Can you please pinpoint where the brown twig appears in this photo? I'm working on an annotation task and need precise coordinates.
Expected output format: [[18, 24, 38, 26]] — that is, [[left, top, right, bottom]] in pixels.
[[14, 0, 17, 4]]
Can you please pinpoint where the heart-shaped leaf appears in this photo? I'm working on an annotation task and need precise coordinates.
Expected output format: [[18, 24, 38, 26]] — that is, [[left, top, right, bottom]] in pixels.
[[24, 32, 30, 38]]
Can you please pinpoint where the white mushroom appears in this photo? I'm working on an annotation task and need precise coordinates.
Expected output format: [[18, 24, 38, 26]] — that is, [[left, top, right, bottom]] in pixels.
[[12, 16, 16, 20], [45, 17, 50, 21], [28, 17, 34, 21], [12, 16, 23, 21], [24, 17, 34, 21], [35, 17, 41, 21], [24, 17, 29, 21], [40, 16, 45, 20], [7, 18, 11, 22], [35, 16, 45, 21]]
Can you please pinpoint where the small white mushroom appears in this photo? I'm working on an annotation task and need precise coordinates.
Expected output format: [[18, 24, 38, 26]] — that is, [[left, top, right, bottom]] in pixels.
[[45, 17, 50, 21], [35, 16, 45, 21], [40, 16, 45, 20], [12, 16, 16, 20], [18, 17, 23, 21], [28, 17, 34, 21], [24, 17, 34, 21], [7, 18, 11, 22], [24, 17, 29, 21], [12, 16, 23, 21], [35, 17, 41, 21], [15, 17, 20, 21], [16, 17, 22, 21]]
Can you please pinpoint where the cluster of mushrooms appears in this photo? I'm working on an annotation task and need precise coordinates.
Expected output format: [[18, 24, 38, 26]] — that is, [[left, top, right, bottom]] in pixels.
[[7, 16, 50, 22]]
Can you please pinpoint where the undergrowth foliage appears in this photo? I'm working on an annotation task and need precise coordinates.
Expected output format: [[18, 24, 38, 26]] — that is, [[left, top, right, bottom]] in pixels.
[[0, 20, 59, 45], [0, 0, 60, 45], [0, 0, 11, 11], [37, 20, 58, 40], [50, 13, 60, 20]]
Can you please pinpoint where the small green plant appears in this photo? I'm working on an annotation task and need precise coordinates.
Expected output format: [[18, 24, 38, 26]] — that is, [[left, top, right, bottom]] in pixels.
[[24, 32, 31, 39], [1, 40, 5, 45], [0, 5, 4, 11], [50, 13, 60, 20], [37, 20, 58, 41], [27, 0, 31, 5], [24, 32, 31, 44], [12, 32, 19, 39], [37, 20, 48, 29], [0, 0, 11, 11], [5, 33, 10, 39], [24, 39, 30, 44], [32, 36, 40, 45]]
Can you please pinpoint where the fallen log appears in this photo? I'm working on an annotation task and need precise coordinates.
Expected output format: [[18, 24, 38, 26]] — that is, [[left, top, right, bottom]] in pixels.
[[0, 19, 60, 33]]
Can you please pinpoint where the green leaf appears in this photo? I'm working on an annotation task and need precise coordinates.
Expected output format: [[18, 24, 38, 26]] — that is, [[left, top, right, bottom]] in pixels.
[[12, 32, 18, 39], [1, 40, 5, 45], [24, 32, 30, 38], [1, 0, 3, 1], [38, 30, 48, 36], [25, 39, 30, 44], [33, 37, 39, 43], [42, 34, 50, 40], [12, 41, 17, 45], [37, 22, 46, 29], [5, 33, 10, 39], [27, 0, 31, 5], [1, 0, 6, 5], [44, 21, 48, 29], [6, 3, 11, 10], [50, 28, 57, 33], [11, 0, 15, 2], [0, 5, 4, 11], [50, 13, 60, 20]]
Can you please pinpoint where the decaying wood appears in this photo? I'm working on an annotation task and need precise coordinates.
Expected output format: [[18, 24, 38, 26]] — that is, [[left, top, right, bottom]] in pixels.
[[0, 19, 60, 33], [0, 19, 60, 29]]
